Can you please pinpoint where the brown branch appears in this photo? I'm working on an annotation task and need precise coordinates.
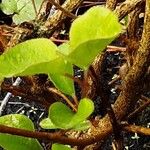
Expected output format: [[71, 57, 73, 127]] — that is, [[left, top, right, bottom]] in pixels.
[[83, 0, 150, 147], [1, 84, 50, 109], [115, 0, 144, 21], [8, 0, 83, 47], [106, 0, 117, 10], [38, 0, 83, 37], [49, 0, 77, 19], [113, 0, 150, 120], [0, 125, 112, 146], [8, 0, 144, 47], [122, 124, 150, 136], [126, 7, 141, 66], [127, 96, 150, 120], [47, 87, 77, 111], [0, 123, 149, 147]]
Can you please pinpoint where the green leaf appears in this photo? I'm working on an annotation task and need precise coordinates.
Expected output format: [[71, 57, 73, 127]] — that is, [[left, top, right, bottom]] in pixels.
[[0, 0, 18, 15], [39, 118, 57, 129], [0, 114, 43, 150], [0, 38, 58, 78], [52, 143, 71, 150], [68, 6, 122, 69], [49, 44, 75, 96], [73, 120, 91, 131], [0, 38, 74, 96], [0, 0, 43, 24], [70, 98, 94, 127], [58, 42, 70, 55], [49, 98, 94, 129], [13, 0, 43, 24], [50, 73, 74, 96], [40, 118, 90, 131], [49, 102, 74, 129]]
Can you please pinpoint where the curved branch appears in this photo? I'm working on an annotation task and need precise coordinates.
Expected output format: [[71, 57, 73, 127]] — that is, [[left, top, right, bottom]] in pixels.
[[115, 0, 144, 21]]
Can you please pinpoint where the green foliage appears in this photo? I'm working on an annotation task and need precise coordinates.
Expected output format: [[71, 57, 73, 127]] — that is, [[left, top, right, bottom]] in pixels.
[[0, 38, 74, 95], [0, 114, 43, 150], [0, 6, 122, 149], [52, 143, 71, 150], [0, 6, 121, 95], [0, 0, 18, 15], [67, 6, 122, 69], [0, 0, 43, 24], [0, 38, 58, 77], [40, 98, 94, 130]]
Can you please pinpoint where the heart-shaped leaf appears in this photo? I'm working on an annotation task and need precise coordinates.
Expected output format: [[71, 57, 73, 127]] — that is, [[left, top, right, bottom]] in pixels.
[[49, 98, 94, 129], [0, 114, 43, 150], [68, 6, 122, 70]]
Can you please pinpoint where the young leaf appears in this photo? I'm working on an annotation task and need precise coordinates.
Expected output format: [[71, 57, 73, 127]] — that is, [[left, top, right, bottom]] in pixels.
[[0, 38, 58, 78], [72, 120, 91, 131], [70, 98, 94, 127], [68, 6, 122, 69], [39, 118, 57, 129], [49, 98, 94, 129], [49, 44, 75, 96], [52, 143, 71, 150], [50, 73, 75, 96], [49, 102, 74, 129], [0, 38, 74, 95], [0, 114, 43, 150]]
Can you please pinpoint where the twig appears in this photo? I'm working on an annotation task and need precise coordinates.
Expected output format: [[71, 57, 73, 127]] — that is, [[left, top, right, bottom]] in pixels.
[[1, 84, 50, 108], [49, 0, 77, 19], [79, 1, 105, 8], [122, 124, 150, 136], [31, 0, 38, 15], [37, 0, 46, 16], [107, 45, 126, 52], [0, 77, 22, 116], [108, 76, 121, 85], [127, 96, 150, 120], [141, 95, 150, 101], [0, 122, 149, 147], [106, 0, 117, 10], [50, 37, 68, 43], [47, 87, 77, 112], [72, 95, 79, 106]]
